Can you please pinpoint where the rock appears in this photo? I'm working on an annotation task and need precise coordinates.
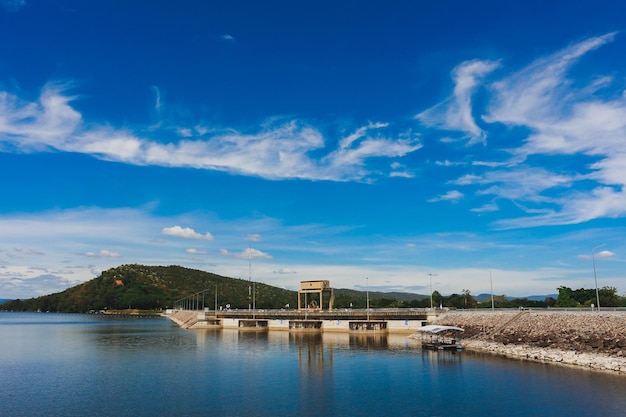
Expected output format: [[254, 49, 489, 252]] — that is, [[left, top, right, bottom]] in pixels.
[[433, 310, 626, 375]]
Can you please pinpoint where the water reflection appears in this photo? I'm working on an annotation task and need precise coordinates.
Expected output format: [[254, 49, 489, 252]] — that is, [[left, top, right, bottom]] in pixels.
[[349, 333, 388, 349], [4, 313, 626, 417], [292, 333, 333, 374], [90, 318, 199, 352]]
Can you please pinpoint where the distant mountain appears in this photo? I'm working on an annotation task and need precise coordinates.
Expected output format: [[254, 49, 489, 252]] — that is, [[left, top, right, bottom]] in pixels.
[[0, 299, 13, 305], [526, 294, 558, 301], [0, 264, 297, 313], [476, 293, 558, 302], [333, 288, 429, 302]]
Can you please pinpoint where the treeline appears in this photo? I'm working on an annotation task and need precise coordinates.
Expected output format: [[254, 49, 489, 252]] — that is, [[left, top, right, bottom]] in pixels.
[[556, 286, 626, 308], [333, 290, 556, 309]]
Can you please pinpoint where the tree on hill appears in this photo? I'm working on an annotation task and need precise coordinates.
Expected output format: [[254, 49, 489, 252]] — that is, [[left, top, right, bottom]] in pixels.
[[0, 264, 297, 313]]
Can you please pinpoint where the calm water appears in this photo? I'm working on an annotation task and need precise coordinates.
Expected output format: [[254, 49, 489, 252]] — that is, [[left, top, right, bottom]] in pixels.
[[1, 312, 625, 417]]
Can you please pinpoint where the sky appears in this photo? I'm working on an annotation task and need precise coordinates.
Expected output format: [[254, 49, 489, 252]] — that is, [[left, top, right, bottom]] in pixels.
[[1, 0, 625, 300]]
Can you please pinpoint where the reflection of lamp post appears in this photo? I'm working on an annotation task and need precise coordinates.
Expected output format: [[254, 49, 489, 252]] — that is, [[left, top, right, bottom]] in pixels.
[[427, 273, 438, 309], [592, 244, 606, 312], [366, 277, 370, 321]]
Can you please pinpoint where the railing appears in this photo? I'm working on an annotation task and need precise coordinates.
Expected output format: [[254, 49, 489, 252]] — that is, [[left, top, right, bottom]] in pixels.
[[180, 308, 434, 320]]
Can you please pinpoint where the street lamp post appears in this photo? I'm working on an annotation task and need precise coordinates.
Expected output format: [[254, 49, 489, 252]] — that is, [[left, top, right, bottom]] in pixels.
[[592, 243, 606, 312], [427, 273, 438, 309], [490, 270, 495, 312]]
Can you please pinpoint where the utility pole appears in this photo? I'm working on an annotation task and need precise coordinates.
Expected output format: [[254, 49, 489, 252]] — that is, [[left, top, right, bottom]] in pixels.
[[592, 244, 606, 312], [427, 273, 438, 309], [490, 270, 495, 312], [248, 244, 252, 311]]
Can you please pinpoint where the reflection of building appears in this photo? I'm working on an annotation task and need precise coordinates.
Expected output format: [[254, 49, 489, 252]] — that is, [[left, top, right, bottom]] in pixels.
[[298, 280, 335, 311], [292, 333, 333, 373]]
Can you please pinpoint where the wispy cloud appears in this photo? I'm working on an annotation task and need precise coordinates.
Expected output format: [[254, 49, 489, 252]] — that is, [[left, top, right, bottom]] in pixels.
[[151, 86, 162, 113], [416, 59, 500, 145], [162, 226, 214, 240], [0, 85, 422, 182], [465, 167, 574, 203], [0, 0, 25, 12], [14, 247, 44, 256], [244, 234, 261, 242], [425, 32, 626, 227], [484, 33, 617, 128], [470, 203, 499, 213]]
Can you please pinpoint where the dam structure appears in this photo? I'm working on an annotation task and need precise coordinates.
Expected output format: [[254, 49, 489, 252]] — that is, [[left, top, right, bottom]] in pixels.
[[168, 280, 439, 334], [166, 308, 438, 334]]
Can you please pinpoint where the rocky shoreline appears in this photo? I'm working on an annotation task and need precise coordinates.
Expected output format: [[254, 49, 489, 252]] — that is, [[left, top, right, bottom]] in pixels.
[[433, 310, 626, 374]]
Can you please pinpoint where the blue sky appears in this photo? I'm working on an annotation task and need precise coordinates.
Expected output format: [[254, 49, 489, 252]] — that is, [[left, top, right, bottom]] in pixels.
[[1, 0, 625, 300]]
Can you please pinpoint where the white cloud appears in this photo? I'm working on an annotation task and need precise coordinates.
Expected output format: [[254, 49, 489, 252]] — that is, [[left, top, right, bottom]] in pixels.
[[323, 123, 422, 179], [577, 250, 615, 260], [0, 86, 423, 182], [273, 268, 297, 274], [495, 186, 626, 229], [421, 33, 626, 227], [220, 247, 272, 259], [389, 162, 414, 178], [416, 59, 500, 145], [244, 234, 261, 242], [482, 33, 626, 227], [186, 248, 208, 255], [162, 226, 214, 240], [83, 250, 121, 258], [484, 33, 617, 128], [389, 171, 414, 178], [428, 190, 464, 203], [436, 160, 466, 167]]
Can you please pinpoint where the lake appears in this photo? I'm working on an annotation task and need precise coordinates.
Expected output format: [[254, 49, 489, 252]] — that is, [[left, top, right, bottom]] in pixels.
[[1, 312, 624, 416]]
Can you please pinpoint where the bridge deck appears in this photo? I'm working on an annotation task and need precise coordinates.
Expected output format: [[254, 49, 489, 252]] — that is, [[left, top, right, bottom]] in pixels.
[[204, 308, 435, 321]]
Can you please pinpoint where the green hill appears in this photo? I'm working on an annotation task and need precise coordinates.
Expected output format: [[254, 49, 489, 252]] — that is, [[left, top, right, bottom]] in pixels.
[[0, 264, 297, 313]]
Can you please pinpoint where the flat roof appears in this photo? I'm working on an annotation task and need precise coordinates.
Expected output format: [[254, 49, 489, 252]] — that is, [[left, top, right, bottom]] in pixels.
[[418, 325, 464, 334]]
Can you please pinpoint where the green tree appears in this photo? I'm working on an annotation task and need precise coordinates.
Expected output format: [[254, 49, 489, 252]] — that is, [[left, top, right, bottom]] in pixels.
[[598, 286, 619, 307], [462, 289, 477, 308], [556, 286, 578, 307], [432, 290, 443, 308]]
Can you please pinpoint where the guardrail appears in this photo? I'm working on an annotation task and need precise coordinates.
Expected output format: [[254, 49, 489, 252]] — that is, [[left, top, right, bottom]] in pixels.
[[171, 308, 435, 320]]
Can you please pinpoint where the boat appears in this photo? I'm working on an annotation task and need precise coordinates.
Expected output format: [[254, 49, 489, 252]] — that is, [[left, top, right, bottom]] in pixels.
[[417, 325, 464, 351]]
